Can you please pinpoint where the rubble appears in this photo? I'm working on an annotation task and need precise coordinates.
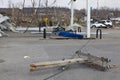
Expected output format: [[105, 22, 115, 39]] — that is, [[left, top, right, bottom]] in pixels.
[[0, 14, 17, 37], [0, 32, 2, 37], [0, 29, 8, 37]]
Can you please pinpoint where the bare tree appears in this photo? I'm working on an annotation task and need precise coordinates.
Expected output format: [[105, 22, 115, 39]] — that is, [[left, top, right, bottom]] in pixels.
[[45, 0, 48, 7], [22, 0, 25, 9], [31, 0, 36, 8], [8, 0, 12, 8]]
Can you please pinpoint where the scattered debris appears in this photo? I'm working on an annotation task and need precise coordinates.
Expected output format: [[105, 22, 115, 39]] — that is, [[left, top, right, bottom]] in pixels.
[[24, 56, 31, 59], [76, 50, 111, 71], [49, 36, 71, 39], [58, 31, 84, 39], [0, 29, 8, 37], [0, 32, 2, 37], [0, 14, 17, 37]]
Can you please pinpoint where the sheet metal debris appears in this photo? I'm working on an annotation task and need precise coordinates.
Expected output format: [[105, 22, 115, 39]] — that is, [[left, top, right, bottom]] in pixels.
[[0, 14, 17, 37]]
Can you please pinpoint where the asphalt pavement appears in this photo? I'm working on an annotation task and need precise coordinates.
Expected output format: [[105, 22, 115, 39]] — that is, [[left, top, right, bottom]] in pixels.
[[0, 28, 120, 80]]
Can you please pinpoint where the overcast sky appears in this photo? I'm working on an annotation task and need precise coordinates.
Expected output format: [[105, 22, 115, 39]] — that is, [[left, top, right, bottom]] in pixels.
[[0, 0, 120, 10]]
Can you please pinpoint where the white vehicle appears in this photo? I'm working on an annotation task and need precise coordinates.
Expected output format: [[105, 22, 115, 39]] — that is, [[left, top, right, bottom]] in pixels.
[[91, 20, 113, 28], [100, 20, 112, 28], [91, 22, 106, 28]]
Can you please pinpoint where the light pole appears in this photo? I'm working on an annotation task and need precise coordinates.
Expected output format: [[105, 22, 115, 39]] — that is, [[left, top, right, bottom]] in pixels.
[[67, 0, 76, 31], [87, 0, 91, 38], [70, 0, 74, 31]]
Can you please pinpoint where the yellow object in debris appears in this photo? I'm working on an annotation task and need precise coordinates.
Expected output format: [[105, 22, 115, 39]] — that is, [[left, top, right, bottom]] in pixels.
[[43, 17, 48, 22]]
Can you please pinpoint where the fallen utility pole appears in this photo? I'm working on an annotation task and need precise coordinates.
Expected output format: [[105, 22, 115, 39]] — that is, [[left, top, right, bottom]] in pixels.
[[30, 58, 87, 71], [30, 50, 112, 72]]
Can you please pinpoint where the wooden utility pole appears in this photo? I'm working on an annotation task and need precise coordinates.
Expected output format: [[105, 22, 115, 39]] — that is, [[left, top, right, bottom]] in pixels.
[[30, 50, 112, 72], [30, 58, 86, 71]]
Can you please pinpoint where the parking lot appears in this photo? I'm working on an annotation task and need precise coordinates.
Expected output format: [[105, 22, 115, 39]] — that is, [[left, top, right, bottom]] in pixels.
[[0, 28, 120, 80]]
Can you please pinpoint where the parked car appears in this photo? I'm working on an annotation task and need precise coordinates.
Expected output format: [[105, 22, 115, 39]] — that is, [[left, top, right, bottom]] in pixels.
[[100, 20, 112, 28], [91, 20, 113, 28], [91, 22, 106, 28]]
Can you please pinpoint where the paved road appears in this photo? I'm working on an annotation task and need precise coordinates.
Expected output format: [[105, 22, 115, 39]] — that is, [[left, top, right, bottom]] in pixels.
[[0, 29, 120, 80]]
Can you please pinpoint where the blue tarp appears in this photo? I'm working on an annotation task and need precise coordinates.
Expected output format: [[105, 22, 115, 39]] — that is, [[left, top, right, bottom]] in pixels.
[[58, 31, 83, 39]]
